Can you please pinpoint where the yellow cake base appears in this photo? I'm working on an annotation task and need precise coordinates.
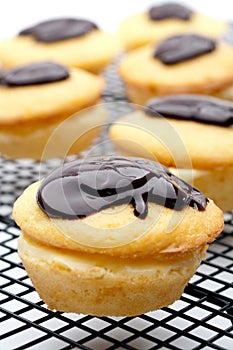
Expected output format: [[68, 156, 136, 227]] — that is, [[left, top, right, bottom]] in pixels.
[[18, 234, 205, 316], [0, 105, 107, 160]]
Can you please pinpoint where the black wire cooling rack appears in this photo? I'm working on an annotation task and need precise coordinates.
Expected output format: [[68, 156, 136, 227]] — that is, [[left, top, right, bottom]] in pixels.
[[0, 158, 233, 350], [1, 26, 233, 350]]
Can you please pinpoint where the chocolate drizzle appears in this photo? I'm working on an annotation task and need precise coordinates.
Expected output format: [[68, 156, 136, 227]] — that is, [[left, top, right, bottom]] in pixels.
[[37, 157, 208, 220], [154, 34, 216, 64], [149, 2, 193, 21], [145, 95, 233, 127], [19, 18, 98, 43], [0, 62, 69, 87]]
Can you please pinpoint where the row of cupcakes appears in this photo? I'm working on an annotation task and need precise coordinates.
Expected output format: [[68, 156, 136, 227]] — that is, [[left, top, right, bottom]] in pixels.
[[0, 2, 232, 212], [0, 4, 232, 153], [0, 2, 228, 68]]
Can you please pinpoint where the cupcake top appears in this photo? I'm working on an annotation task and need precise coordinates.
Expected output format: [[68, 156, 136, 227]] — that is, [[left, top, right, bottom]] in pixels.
[[118, 2, 227, 50], [145, 94, 233, 127], [110, 96, 233, 170], [154, 34, 216, 65], [0, 61, 104, 126], [37, 156, 208, 221], [13, 156, 223, 258], [19, 18, 98, 43], [148, 2, 193, 21], [0, 61, 69, 86], [119, 34, 233, 98]]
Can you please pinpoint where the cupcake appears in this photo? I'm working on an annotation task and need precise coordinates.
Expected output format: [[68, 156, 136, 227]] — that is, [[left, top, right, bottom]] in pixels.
[[13, 156, 223, 316], [0, 61, 106, 159], [119, 34, 233, 104], [0, 18, 121, 73], [109, 95, 233, 211], [118, 2, 227, 50]]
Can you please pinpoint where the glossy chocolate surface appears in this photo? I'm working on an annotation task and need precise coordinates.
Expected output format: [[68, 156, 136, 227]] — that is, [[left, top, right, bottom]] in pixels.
[[19, 18, 98, 43], [0, 62, 69, 87], [149, 2, 193, 21], [37, 157, 208, 220], [145, 94, 233, 127], [154, 34, 216, 64]]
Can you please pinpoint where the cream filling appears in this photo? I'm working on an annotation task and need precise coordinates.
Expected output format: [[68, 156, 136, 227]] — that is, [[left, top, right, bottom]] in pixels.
[[18, 234, 200, 275]]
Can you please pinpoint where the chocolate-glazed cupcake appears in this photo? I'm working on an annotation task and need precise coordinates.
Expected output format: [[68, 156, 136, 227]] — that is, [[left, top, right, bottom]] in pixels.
[[13, 156, 223, 316], [118, 2, 227, 50], [109, 95, 233, 211], [0, 18, 121, 73], [119, 34, 233, 104], [0, 61, 105, 159]]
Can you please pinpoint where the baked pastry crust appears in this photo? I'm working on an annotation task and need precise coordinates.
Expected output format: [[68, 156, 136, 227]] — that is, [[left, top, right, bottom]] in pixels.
[[119, 43, 233, 104], [18, 234, 206, 316], [118, 12, 227, 50], [0, 31, 121, 73], [14, 161, 223, 316]]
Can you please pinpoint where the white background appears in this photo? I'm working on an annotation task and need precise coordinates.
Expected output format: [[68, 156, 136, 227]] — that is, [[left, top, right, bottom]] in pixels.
[[0, 0, 232, 40]]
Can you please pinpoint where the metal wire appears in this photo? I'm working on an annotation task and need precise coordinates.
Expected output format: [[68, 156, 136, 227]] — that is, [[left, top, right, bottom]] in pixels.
[[0, 204, 233, 349]]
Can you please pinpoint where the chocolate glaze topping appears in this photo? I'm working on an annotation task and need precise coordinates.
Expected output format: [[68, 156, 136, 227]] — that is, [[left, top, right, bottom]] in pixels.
[[19, 18, 98, 43], [154, 34, 216, 64], [149, 2, 193, 21], [0, 62, 69, 87], [37, 157, 208, 220], [145, 95, 233, 127]]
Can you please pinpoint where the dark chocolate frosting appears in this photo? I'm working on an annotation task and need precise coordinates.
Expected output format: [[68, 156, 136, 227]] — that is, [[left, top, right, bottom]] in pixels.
[[0, 62, 69, 87], [149, 2, 193, 21], [145, 94, 233, 127], [154, 34, 216, 64], [37, 157, 208, 220], [19, 18, 98, 43]]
